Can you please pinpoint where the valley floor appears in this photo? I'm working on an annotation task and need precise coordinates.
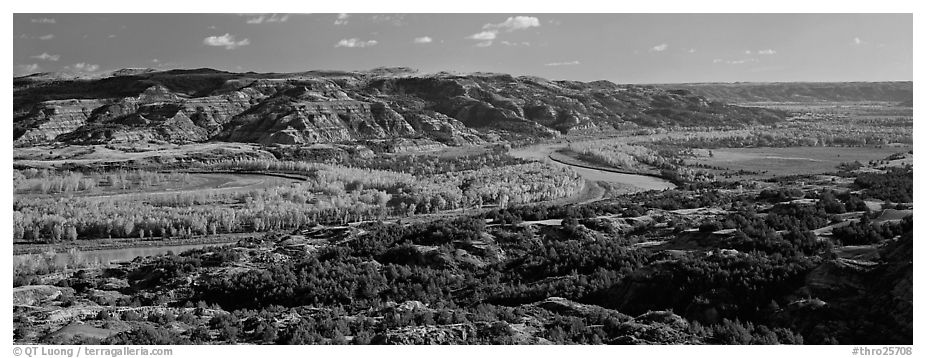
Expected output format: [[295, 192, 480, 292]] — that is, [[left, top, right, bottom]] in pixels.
[[12, 100, 914, 345]]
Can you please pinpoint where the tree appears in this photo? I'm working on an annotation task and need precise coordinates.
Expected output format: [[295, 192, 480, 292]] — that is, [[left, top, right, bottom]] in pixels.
[[498, 193, 510, 209], [13, 223, 24, 242], [29, 227, 42, 243], [65, 225, 78, 242]]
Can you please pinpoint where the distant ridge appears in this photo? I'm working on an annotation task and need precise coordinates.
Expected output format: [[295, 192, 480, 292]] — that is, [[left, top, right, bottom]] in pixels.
[[654, 81, 912, 103], [13, 67, 786, 146]]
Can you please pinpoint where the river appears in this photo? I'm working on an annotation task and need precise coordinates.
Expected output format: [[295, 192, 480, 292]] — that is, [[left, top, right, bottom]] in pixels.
[[15, 143, 674, 266], [509, 142, 675, 194]]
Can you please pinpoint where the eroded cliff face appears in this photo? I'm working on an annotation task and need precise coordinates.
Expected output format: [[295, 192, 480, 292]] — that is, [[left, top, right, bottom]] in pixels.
[[13, 68, 786, 146], [15, 99, 106, 145]]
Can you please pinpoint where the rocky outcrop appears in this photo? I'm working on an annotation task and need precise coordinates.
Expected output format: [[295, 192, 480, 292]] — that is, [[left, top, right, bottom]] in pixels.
[[15, 99, 107, 145], [14, 68, 787, 146], [44, 323, 120, 342], [534, 296, 631, 320], [528, 297, 697, 344], [376, 323, 477, 344], [13, 285, 75, 306]]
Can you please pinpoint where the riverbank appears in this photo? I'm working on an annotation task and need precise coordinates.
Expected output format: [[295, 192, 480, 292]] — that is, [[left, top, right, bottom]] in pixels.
[[509, 142, 675, 193]]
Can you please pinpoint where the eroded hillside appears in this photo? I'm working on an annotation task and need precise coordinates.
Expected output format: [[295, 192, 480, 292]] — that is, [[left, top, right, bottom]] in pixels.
[[14, 68, 785, 146]]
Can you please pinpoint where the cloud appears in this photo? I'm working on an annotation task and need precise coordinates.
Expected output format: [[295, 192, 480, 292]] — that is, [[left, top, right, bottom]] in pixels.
[[483, 16, 540, 32], [71, 62, 100, 72], [757, 49, 777, 55], [650, 43, 668, 52], [466, 16, 540, 48], [467, 31, 497, 41], [203, 33, 250, 49], [466, 31, 497, 47], [334, 13, 350, 26], [371, 14, 407, 26], [30, 52, 60, 61], [413, 36, 433, 44], [712, 58, 758, 65], [335, 38, 378, 48], [500, 41, 531, 47], [544, 60, 580, 66], [31, 18, 55, 24], [853, 37, 865, 45], [149, 59, 182, 69], [688, 48, 696, 53], [108, 34, 117, 38], [246, 13, 289, 24], [15, 63, 41, 75], [38, 34, 55, 40]]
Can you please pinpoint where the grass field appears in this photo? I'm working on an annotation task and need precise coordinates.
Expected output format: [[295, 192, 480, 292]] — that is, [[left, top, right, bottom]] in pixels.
[[690, 146, 912, 178]]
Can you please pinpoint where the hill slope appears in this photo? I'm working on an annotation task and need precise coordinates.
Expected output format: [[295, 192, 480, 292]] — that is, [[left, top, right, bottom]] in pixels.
[[14, 68, 785, 146], [655, 82, 912, 104]]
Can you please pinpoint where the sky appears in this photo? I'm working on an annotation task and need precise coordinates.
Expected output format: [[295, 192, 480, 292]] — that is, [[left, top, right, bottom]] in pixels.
[[12, 13, 913, 83]]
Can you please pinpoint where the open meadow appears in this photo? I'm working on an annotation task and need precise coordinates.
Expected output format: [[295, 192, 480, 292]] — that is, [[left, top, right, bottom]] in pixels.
[[689, 145, 912, 179]]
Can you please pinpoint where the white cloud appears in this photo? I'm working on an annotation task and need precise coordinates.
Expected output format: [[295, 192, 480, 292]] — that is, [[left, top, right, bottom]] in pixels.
[[758, 49, 777, 55], [107, 34, 116, 38], [203, 33, 250, 49], [334, 13, 350, 26], [15, 63, 41, 75], [650, 43, 668, 52], [335, 38, 378, 48], [246, 13, 289, 24], [483, 16, 540, 32], [500, 41, 531, 47], [371, 14, 407, 26], [688, 48, 696, 53], [467, 31, 497, 41], [31, 18, 55, 24], [853, 37, 865, 45], [58, 62, 101, 74], [413, 36, 433, 44], [466, 31, 497, 47], [30, 52, 60, 61], [466, 16, 540, 48], [71, 62, 100, 72], [712, 58, 758, 65], [544, 60, 580, 66], [38, 34, 55, 40]]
